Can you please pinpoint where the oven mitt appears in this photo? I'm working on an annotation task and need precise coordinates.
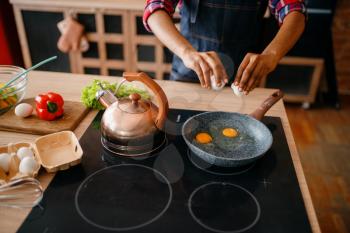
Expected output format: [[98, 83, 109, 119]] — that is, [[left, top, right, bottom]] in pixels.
[[57, 16, 89, 53]]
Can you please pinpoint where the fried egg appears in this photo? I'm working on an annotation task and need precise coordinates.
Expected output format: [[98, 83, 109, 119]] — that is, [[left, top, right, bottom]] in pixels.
[[195, 132, 213, 144], [222, 128, 238, 138]]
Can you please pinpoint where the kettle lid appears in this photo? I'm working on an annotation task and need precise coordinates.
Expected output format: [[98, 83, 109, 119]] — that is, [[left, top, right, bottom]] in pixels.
[[118, 93, 149, 114]]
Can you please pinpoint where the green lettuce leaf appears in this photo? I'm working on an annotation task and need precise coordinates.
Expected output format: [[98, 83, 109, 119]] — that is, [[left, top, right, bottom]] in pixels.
[[81, 79, 150, 110]]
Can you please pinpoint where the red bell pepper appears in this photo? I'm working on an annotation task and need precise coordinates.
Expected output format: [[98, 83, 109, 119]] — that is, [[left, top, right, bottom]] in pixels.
[[35, 92, 64, 121]]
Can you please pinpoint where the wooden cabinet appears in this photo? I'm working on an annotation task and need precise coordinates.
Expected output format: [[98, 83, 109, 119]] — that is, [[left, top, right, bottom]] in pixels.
[[10, 0, 177, 79], [261, 57, 324, 106]]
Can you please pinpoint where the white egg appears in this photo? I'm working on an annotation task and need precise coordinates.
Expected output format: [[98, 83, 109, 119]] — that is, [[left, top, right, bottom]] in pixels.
[[210, 75, 225, 91], [15, 103, 33, 118], [17, 147, 34, 160], [0, 153, 12, 173], [231, 84, 244, 97], [19, 157, 39, 176]]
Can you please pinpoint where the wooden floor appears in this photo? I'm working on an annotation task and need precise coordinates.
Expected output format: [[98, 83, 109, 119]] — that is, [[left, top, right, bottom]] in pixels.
[[286, 95, 350, 233]]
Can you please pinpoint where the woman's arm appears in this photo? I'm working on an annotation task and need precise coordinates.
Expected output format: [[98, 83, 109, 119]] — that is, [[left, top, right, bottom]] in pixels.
[[147, 10, 228, 88], [234, 9, 306, 94], [147, 10, 193, 66]]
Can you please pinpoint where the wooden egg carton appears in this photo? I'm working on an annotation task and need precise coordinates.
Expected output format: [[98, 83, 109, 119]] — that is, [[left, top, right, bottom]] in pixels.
[[0, 131, 83, 184]]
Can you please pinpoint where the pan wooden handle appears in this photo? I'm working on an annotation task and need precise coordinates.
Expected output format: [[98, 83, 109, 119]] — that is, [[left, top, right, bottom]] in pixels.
[[249, 90, 284, 121]]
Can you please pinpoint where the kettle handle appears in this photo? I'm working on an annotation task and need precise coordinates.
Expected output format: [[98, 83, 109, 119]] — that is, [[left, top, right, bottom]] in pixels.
[[122, 72, 169, 130]]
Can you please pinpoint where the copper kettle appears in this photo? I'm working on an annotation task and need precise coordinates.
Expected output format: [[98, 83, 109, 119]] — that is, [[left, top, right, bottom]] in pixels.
[[96, 72, 169, 156]]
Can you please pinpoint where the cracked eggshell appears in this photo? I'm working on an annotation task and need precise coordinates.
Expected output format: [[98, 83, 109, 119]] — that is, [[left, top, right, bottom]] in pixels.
[[210, 75, 225, 91], [231, 84, 244, 97]]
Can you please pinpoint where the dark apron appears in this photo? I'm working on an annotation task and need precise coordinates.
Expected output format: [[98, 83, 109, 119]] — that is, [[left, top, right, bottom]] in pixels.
[[170, 0, 268, 82]]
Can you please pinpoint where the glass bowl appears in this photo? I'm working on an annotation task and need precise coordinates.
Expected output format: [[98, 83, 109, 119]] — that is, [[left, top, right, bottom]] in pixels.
[[0, 65, 28, 115]]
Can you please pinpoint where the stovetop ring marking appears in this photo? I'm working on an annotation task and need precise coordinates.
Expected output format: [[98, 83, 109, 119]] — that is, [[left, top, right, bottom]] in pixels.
[[101, 136, 168, 157], [102, 138, 169, 162], [188, 182, 261, 233], [187, 149, 255, 176], [74, 164, 173, 231]]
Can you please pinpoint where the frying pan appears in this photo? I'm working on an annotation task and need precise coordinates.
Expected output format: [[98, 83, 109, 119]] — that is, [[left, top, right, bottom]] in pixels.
[[182, 90, 284, 167]]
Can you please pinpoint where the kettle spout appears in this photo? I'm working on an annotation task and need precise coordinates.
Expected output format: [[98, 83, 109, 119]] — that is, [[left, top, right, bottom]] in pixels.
[[96, 89, 118, 108]]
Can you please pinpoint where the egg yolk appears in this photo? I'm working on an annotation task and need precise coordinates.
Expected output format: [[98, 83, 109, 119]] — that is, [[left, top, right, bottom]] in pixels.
[[222, 128, 238, 138], [195, 133, 213, 144]]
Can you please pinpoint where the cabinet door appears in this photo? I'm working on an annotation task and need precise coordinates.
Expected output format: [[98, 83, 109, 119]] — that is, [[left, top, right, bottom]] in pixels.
[[75, 10, 129, 76], [22, 10, 70, 72]]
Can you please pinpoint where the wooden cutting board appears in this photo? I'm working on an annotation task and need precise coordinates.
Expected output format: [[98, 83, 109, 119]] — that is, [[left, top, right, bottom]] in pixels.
[[0, 98, 89, 135]]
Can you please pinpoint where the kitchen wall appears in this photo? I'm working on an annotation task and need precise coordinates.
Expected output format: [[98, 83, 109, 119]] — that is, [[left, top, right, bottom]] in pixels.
[[333, 0, 350, 94]]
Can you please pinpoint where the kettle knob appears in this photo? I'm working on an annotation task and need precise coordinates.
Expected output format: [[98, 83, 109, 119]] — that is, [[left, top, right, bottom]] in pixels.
[[122, 72, 169, 130], [129, 93, 141, 104]]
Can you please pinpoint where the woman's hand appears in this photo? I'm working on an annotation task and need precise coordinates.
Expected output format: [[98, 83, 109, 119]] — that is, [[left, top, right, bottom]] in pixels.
[[181, 49, 229, 88], [233, 11, 306, 95], [233, 52, 279, 94], [148, 11, 229, 88]]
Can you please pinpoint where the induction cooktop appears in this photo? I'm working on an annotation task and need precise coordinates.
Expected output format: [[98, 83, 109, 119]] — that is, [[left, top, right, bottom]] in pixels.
[[17, 109, 312, 233]]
